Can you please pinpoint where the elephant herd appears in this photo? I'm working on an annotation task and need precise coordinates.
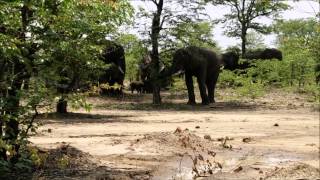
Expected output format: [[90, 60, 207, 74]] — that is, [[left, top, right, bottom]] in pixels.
[[100, 43, 283, 105]]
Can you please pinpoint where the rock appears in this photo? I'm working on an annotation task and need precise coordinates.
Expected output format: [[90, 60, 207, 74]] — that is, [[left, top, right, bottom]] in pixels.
[[174, 127, 182, 133], [233, 166, 243, 173], [217, 137, 224, 141], [242, 137, 252, 143], [204, 135, 212, 140], [195, 126, 200, 129], [274, 123, 279, 127]]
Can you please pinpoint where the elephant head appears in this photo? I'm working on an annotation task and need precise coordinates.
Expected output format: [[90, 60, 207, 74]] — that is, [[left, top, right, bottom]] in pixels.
[[102, 42, 126, 75], [99, 42, 126, 88], [160, 48, 189, 77], [221, 51, 240, 71]]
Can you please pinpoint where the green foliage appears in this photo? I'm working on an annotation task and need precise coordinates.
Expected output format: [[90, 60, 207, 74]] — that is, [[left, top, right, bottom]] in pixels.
[[246, 31, 267, 50], [217, 18, 319, 101], [206, 0, 289, 54], [236, 77, 265, 100], [218, 55, 318, 100], [218, 69, 265, 99], [218, 70, 242, 88], [0, 0, 133, 172], [170, 21, 217, 49], [169, 77, 187, 93], [116, 33, 146, 81], [208, 0, 289, 36]]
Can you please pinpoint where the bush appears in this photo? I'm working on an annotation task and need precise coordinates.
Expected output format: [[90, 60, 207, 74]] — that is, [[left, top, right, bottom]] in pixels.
[[169, 77, 187, 94]]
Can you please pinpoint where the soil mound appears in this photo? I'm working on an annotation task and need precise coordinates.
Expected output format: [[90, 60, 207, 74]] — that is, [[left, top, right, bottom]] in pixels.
[[264, 163, 320, 180], [132, 128, 219, 155]]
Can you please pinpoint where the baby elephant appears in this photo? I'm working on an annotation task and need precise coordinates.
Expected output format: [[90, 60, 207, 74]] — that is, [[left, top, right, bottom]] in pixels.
[[129, 81, 144, 94]]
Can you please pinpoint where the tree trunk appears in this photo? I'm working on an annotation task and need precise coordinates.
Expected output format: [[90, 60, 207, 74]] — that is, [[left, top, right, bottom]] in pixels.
[[150, 0, 164, 105], [241, 32, 247, 57], [240, 21, 248, 57]]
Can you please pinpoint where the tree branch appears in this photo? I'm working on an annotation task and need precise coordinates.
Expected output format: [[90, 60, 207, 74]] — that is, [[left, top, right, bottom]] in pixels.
[[151, 0, 158, 6]]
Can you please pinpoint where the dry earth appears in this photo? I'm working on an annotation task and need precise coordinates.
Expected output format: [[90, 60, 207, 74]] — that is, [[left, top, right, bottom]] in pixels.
[[29, 89, 320, 179]]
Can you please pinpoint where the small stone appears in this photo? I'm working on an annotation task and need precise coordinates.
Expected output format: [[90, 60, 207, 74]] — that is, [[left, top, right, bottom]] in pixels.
[[174, 127, 182, 133], [233, 166, 243, 173], [195, 126, 200, 129], [274, 123, 279, 127], [48, 128, 52, 133], [217, 137, 224, 141], [242, 137, 252, 143], [204, 135, 211, 140]]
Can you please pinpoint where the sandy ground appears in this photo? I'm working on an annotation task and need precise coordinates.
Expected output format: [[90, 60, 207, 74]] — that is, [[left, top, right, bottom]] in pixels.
[[30, 89, 320, 179]]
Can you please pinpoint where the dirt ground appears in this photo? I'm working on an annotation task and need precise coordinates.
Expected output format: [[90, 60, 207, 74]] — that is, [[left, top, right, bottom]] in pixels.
[[30, 89, 320, 179]]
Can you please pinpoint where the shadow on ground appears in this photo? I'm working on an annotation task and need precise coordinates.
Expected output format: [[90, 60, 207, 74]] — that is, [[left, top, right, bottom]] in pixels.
[[2, 145, 151, 180], [37, 112, 138, 124], [95, 101, 263, 112]]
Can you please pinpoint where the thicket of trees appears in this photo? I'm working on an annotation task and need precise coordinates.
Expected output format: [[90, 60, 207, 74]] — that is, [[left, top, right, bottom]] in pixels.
[[0, 0, 319, 174], [0, 0, 133, 173]]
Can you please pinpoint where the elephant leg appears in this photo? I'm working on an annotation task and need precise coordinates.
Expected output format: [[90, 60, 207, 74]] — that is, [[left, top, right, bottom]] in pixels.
[[207, 73, 219, 103], [197, 76, 209, 105], [185, 73, 196, 105], [206, 81, 214, 103]]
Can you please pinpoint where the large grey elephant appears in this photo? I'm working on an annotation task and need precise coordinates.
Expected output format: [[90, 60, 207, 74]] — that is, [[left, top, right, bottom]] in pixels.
[[222, 48, 283, 70], [161, 46, 221, 105], [99, 42, 126, 95]]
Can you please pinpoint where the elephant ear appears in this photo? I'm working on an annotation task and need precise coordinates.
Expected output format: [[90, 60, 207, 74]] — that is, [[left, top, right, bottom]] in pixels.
[[175, 48, 190, 60]]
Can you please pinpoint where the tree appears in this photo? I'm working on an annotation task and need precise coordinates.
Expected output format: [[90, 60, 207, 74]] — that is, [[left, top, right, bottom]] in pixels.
[[245, 31, 266, 50], [0, 0, 132, 168], [170, 21, 217, 49], [37, 0, 133, 113], [206, 0, 289, 56], [116, 33, 146, 81], [135, 0, 207, 104], [274, 18, 320, 86]]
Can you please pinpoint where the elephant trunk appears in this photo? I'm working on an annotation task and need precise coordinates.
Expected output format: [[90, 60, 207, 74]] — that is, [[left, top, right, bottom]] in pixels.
[[159, 65, 181, 78]]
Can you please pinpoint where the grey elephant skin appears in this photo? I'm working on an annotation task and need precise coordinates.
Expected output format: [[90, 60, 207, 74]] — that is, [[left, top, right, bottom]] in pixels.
[[161, 46, 221, 105], [129, 81, 144, 94], [99, 43, 126, 95], [222, 48, 282, 70]]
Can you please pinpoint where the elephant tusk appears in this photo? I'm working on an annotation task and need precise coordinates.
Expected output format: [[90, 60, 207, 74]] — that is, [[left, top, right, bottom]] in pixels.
[[172, 70, 184, 76], [118, 66, 124, 74]]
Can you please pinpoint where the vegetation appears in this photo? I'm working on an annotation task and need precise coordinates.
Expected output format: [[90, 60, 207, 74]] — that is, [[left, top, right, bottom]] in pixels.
[[205, 0, 289, 56], [0, 0, 318, 176], [135, 0, 210, 104], [0, 0, 133, 174]]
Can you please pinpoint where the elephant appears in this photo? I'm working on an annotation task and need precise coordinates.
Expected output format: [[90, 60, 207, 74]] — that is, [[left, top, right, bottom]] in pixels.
[[142, 80, 153, 93], [129, 81, 144, 94], [243, 48, 282, 61], [221, 51, 240, 71], [99, 63, 124, 86], [222, 48, 283, 71], [139, 53, 152, 81], [138, 52, 171, 91], [161, 46, 221, 105], [99, 42, 126, 95]]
